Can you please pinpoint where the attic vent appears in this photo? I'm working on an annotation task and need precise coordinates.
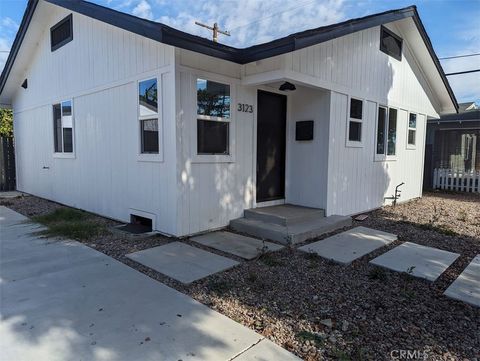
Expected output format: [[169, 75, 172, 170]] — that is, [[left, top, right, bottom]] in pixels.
[[51, 14, 73, 52], [380, 26, 402, 61]]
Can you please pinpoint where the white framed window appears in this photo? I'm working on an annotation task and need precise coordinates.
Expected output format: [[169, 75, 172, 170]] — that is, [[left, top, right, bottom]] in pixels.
[[346, 97, 363, 147], [375, 106, 398, 161], [196, 78, 231, 155], [407, 112, 417, 149], [138, 77, 159, 154], [53, 99, 74, 154]]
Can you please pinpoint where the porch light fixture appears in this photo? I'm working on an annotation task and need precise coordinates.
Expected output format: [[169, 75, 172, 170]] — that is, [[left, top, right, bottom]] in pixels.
[[279, 81, 296, 92]]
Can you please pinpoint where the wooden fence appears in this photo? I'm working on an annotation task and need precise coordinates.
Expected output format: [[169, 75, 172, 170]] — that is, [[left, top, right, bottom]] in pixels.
[[0, 137, 16, 191], [433, 168, 479, 192]]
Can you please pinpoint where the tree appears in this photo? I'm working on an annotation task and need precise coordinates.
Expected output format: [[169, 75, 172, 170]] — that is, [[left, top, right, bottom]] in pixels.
[[0, 108, 13, 137]]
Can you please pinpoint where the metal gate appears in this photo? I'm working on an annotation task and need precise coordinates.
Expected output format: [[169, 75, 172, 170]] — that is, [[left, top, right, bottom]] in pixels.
[[0, 137, 16, 191]]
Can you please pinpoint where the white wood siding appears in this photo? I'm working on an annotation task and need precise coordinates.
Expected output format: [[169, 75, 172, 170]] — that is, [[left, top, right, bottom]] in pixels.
[[13, 6, 173, 112], [12, 7, 178, 234], [175, 62, 255, 236], [286, 87, 330, 209], [244, 25, 439, 118], [11, 6, 438, 235], [326, 91, 426, 216]]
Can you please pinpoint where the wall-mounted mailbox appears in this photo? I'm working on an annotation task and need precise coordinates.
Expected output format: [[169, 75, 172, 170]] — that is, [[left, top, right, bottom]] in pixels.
[[295, 120, 314, 141]]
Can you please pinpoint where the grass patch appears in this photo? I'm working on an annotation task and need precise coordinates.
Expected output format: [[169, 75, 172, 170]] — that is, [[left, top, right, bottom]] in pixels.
[[32, 208, 108, 240], [33, 208, 88, 223], [296, 331, 325, 348]]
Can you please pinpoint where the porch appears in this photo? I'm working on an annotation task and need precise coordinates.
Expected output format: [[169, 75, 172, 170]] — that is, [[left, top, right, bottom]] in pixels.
[[230, 204, 352, 245]]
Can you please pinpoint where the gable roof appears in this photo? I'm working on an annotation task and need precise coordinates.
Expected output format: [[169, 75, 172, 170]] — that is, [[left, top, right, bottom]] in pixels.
[[0, 0, 458, 111]]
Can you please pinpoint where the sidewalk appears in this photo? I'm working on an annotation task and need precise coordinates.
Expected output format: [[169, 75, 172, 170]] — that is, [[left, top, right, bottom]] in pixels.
[[0, 206, 300, 361]]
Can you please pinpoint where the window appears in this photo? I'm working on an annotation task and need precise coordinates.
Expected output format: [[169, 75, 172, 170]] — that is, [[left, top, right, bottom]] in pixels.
[[138, 78, 159, 154], [196, 78, 230, 155], [380, 26, 402, 61], [407, 113, 417, 147], [347, 98, 363, 144], [375, 106, 397, 159], [387, 108, 397, 155], [53, 100, 74, 153], [376, 107, 387, 155], [50, 14, 73, 52]]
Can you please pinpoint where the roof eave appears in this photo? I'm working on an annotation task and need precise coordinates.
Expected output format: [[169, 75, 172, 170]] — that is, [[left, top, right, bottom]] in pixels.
[[0, 0, 39, 102], [0, 0, 458, 112]]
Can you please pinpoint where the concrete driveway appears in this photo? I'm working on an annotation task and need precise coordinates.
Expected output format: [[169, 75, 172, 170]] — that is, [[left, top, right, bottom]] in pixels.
[[0, 206, 299, 361]]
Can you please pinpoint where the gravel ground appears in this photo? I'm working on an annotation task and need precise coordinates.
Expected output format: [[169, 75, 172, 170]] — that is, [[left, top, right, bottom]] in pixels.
[[2, 192, 479, 360]]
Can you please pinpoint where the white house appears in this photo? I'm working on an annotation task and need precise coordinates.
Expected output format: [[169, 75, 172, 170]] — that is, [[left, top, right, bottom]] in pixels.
[[0, 0, 458, 240]]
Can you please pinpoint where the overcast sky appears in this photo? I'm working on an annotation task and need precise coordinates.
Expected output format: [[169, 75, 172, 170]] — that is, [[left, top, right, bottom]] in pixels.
[[1, 0, 479, 105]]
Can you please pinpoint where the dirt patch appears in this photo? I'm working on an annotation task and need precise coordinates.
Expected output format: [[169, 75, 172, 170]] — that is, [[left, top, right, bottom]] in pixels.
[[3, 192, 479, 360]]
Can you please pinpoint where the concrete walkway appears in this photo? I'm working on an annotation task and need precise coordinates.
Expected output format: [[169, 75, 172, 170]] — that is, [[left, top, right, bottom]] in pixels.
[[0, 207, 300, 361]]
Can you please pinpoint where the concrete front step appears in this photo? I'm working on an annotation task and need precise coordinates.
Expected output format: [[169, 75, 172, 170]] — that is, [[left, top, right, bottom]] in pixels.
[[230, 215, 352, 245], [244, 204, 325, 226]]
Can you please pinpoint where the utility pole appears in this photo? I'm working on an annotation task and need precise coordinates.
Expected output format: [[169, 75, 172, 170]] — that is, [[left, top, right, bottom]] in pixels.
[[195, 21, 230, 43]]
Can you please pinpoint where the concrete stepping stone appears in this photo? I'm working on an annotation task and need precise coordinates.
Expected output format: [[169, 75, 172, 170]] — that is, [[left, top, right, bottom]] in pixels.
[[126, 242, 238, 284], [444, 255, 480, 307], [370, 242, 460, 281], [298, 226, 397, 264], [191, 231, 283, 260]]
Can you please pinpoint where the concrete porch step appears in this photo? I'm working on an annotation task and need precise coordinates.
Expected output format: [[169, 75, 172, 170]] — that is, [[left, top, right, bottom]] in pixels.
[[230, 214, 352, 245], [244, 204, 325, 226]]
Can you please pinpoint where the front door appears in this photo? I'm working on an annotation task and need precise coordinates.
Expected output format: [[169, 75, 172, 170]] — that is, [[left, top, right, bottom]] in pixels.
[[256, 90, 287, 202]]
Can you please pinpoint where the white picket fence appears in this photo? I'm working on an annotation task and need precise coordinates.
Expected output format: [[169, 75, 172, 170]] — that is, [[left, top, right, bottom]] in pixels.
[[433, 168, 480, 192]]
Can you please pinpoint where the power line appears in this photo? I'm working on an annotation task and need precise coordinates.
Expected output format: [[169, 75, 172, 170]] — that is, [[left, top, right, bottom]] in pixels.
[[228, 0, 317, 31], [445, 69, 480, 76], [439, 52, 480, 60]]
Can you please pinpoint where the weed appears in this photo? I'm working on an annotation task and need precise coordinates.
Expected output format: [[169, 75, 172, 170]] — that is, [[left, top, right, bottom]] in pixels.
[[208, 280, 232, 295], [304, 250, 321, 261], [39, 222, 107, 240], [259, 253, 283, 267], [33, 208, 108, 240], [351, 347, 368, 361], [246, 272, 258, 283], [368, 267, 387, 281], [33, 208, 89, 224], [331, 348, 351, 361], [296, 330, 325, 348], [457, 210, 467, 222]]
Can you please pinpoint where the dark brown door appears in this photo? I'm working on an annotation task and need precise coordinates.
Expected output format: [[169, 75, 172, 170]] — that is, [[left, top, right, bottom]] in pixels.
[[256, 90, 287, 202]]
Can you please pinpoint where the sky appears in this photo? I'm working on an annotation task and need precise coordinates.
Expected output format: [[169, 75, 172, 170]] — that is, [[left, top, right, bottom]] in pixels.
[[0, 0, 479, 105]]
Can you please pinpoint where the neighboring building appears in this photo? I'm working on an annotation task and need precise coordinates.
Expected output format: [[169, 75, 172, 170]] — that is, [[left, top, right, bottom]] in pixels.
[[0, 0, 458, 237], [424, 107, 480, 189]]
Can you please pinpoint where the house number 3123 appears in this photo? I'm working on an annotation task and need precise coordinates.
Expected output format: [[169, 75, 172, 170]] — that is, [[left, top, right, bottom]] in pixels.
[[237, 103, 253, 113]]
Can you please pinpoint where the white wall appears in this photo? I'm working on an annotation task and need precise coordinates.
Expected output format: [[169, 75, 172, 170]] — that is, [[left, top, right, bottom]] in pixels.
[[175, 52, 255, 236], [13, 6, 178, 234], [244, 24, 440, 118], [12, 4, 435, 236], [326, 91, 426, 216], [286, 87, 330, 209]]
